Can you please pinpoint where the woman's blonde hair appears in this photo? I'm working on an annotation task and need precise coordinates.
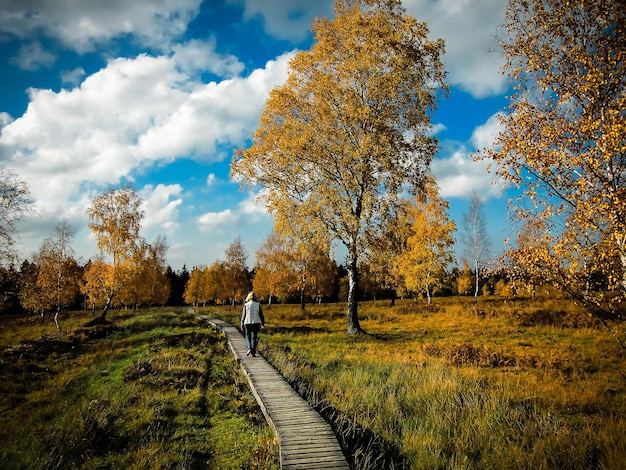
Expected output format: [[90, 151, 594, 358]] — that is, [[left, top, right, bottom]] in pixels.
[[245, 291, 255, 302]]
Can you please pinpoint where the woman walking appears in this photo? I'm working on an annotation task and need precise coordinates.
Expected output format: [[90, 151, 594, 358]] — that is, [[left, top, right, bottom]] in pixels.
[[240, 291, 265, 357]]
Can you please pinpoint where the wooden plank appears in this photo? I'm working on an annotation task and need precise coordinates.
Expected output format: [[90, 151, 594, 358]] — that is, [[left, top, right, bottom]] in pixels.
[[198, 315, 350, 470]]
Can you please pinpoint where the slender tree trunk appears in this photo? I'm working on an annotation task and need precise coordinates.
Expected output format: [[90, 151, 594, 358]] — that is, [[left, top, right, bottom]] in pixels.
[[300, 271, 306, 311], [100, 291, 113, 321], [426, 285, 432, 305], [54, 305, 61, 332], [346, 254, 363, 334], [619, 243, 626, 294], [474, 260, 479, 303]]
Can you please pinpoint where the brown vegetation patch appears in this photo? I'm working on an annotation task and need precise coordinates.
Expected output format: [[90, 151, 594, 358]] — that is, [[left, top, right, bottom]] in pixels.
[[268, 325, 325, 335], [422, 342, 517, 368], [514, 309, 599, 328], [72, 322, 121, 341]]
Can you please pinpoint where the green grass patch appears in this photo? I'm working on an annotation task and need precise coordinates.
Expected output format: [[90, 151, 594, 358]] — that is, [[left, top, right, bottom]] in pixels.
[[209, 297, 626, 469], [0, 308, 279, 469]]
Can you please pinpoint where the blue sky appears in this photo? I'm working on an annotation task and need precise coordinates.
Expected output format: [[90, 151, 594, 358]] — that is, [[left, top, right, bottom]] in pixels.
[[0, 0, 513, 271]]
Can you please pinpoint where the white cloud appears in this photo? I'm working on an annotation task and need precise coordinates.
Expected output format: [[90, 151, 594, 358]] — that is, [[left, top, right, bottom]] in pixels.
[[470, 112, 503, 150], [140, 183, 183, 233], [404, 0, 507, 98], [196, 191, 270, 233], [172, 38, 245, 77], [0, 0, 202, 53], [229, 0, 332, 42], [431, 123, 447, 135], [135, 51, 294, 161], [432, 147, 498, 199], [61, 67, 86, 87], [432, 112, 506, 200], [197, 209, 239, 232], [206, 174, 217, 186], [238, 190, 270, 220], [0, 112, 13, 127], [0, 50, 293, 209], [10, 41, 56, 70], [1, 49, 292, 266]]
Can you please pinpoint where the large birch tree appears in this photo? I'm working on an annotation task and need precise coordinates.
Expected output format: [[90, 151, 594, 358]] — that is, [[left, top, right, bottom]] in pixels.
[[86, 186, 144, 321], [232, 0, 446, 333], [485, 0, 626, 344]]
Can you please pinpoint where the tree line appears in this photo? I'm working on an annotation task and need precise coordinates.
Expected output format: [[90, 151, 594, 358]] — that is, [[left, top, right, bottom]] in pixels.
[[0, 185, 190, 331]]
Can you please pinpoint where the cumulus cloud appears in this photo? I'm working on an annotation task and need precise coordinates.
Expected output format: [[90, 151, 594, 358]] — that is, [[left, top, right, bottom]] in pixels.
[[470, 112, 503, 150], [172, 38, 245, 77], [136, 51, 294, 162], [404, 0, 507, 98], [10, 41, 56, 70], [1, 47, 293, 264], [61, 67, 86, 87], [197, 209, 239, 232], [228, 0, 332, 42], [432, 112, 506, 200], [0, 50, 294, 209], [140, 183, 183, 232], [432, 147, 498, 199], [0, 0, 202, 53], [196, 191, 270, 232], [0, 112, 13, 127]]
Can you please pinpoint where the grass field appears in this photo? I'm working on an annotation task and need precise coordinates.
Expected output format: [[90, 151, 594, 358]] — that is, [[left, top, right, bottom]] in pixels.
[[0, 308, 279, 469], [209, 295, 626, 469]]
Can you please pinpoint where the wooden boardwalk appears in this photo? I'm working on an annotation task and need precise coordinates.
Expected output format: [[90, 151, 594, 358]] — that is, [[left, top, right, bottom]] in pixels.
[[197, 316, 350, 470]]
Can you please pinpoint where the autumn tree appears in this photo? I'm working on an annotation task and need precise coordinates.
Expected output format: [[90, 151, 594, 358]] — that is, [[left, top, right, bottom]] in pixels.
[[461, 192, 491, 302], [34, 220, 81, 331], [285, 235, 336, 310], [86, 186, 144, 321], [81, 259, 111, 313], [398, 179, 456, 304], [362, 202, 412, 304], [18, 260, 46, 317], [207, 261, 228, 304], [0, 168, 32, 265], [457, 260, 474, 296], [505, 218, 550, 299], [233, 0, 446, 333], [184, 265, 207, 307], [117, 236, 170, 309], [143, 235, 170, 307], [485, 0, 626, 345], [222, 238, 250, 306], [253, 232, 294, 305], [258, 221, 337, 309]]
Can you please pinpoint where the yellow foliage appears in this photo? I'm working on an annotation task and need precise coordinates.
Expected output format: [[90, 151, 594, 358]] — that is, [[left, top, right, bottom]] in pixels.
[[397, 179, 456, 301], [483, 0, 626, 331], [232, 0, 446, 332]]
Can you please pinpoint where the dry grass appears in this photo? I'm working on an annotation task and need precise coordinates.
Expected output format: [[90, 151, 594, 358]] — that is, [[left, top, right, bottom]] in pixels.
[[210, 296, 626, 469], [0, 308, 279, 469]]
